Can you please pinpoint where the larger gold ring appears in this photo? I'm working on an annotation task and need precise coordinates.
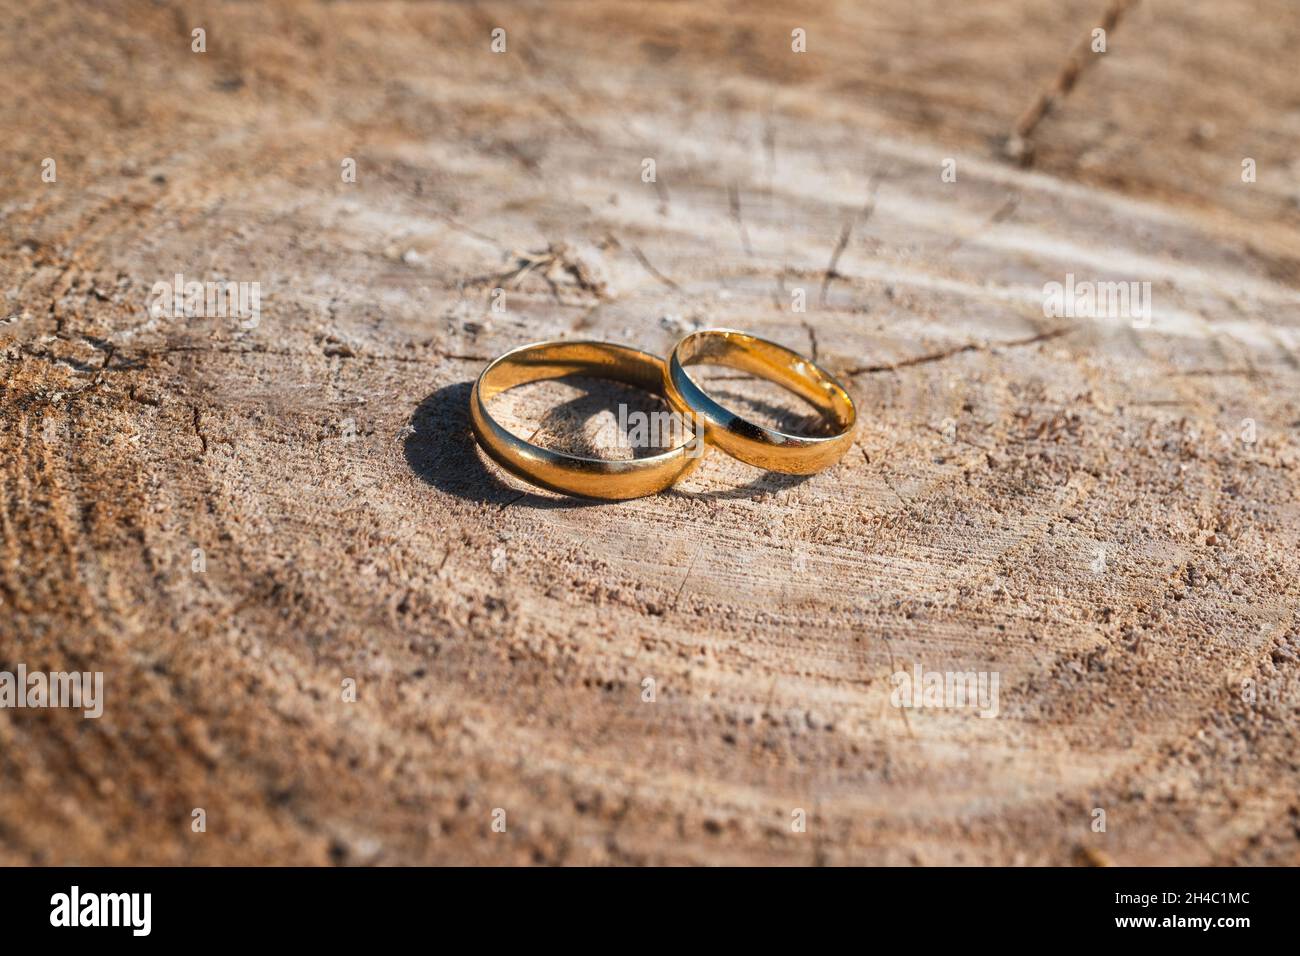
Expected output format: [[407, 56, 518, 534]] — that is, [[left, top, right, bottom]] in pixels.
[[470, 340, 705, 500], [664, 329, 856, 475]]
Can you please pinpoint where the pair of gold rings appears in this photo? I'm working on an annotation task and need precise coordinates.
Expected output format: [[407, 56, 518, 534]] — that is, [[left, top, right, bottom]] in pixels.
[[468, 329, 857, 500]]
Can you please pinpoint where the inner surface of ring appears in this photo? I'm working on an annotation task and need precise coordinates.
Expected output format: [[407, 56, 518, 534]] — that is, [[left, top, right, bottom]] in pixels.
[[480, 342, 663, 399], [480, 342, 690, 459], [677, 331, 853, 432]]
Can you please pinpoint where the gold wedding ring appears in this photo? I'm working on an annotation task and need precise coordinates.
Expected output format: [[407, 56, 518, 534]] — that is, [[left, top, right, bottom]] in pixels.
[[663, 329, 856, 475], [469, 340, 705, 500]]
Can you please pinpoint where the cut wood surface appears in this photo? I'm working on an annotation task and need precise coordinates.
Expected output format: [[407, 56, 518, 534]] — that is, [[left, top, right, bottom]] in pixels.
[[2, 0, 1299, 865]]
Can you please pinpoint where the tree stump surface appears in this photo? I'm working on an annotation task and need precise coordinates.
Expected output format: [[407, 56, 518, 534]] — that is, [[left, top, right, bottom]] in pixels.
[[2, 0, 1298, 865]]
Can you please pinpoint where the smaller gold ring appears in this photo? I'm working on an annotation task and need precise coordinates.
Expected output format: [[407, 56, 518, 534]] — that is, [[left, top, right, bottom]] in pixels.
[[664, 329, 856, 475], [469, 340, 705, 500]]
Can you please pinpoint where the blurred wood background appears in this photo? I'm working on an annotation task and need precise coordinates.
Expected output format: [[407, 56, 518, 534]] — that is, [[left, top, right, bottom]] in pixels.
[[2, 0, 1298, 864]]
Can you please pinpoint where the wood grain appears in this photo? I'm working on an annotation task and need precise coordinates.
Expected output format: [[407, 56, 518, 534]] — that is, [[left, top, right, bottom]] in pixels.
[[1, 0, 1298, 865]]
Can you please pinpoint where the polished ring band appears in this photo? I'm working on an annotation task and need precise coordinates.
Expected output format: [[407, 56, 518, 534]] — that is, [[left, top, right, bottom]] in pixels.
[[663, 329, 856, 475], [470, 340, 705, 500]]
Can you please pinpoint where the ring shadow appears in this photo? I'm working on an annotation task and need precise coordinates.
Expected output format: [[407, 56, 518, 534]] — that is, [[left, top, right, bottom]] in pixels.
[[404, 382, 595, 510], [404, 381, 816, 507], [705, 385, 838, 437]]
